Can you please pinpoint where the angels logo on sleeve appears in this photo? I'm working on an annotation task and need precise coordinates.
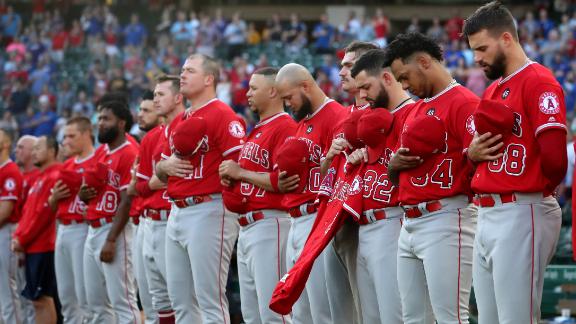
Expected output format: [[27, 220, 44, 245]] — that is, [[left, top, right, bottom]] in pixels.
[[539, 92, 561, 114], [229, 120, 246, 138], [4, 178, 15, 191], [466, 115, 476, 135]]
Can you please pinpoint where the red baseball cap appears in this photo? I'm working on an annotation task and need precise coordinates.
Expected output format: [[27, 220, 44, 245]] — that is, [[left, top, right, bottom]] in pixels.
[[83, 162, 109, 192], [171, 117, 207, 163], [401, 115, 446, 175], [276, 138, 310, 193], [222, 186, 249, 214], [59, 170, 82, 193], [341, 109, 367, 149], [474, 99, 515, 139], [357, 108, 394, 164]]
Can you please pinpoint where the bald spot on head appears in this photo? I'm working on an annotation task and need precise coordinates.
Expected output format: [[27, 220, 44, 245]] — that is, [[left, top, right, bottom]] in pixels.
[[275, 63, 314, 87], [17, 135, 37, 148]]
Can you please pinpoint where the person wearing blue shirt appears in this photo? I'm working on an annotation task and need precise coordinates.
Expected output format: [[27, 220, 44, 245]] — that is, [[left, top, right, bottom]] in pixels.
[[124, 14, 147, 47], [313, 14, 334, 54]]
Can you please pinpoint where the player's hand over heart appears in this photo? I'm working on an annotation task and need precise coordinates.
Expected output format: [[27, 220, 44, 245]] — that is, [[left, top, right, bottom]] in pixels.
[[347, 148, 368, 165], [164, 155, 195, 178], [51, 180, 71, 201], [78, 185, 97, 203], [11, 238, 23, 253], [99, 240, 116, 263], [326, 138, 352, 161], [467, 132, 504, 162], [278, 171, 300, 193], [389, 148, 422, 171], [219, 160, 242, 180]]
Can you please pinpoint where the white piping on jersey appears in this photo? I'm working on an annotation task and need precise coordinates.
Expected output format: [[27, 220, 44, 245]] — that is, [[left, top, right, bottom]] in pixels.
[[390, 98, 413, 114], [0, 159, 12, 169], [136, 172, 151, 181], [535, 122, 567, 135], [222, 144, 243, 157], [106, 140, 131, 155], [185, 97, 219, 117], [423, 80, 459, 103], [75, 149, 95, 164], [305, 97, 334, 120], [350, 103, 370, 112], [498, 60, 535, 86], [254, 112, 289, 129]]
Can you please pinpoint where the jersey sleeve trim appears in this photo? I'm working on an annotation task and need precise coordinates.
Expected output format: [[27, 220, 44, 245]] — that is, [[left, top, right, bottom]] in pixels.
[[0, 196, 17, 201], [119, 184, 130, 191], [222, 145, 243, 157], [136, 172, 151, 181], [161, 153, 170, 160], [535, 123, 568, 136], [342, 203, 361, 220]]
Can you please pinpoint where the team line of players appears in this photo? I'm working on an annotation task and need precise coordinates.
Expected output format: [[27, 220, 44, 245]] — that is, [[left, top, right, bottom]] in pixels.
[[0, 2, 569, 324]]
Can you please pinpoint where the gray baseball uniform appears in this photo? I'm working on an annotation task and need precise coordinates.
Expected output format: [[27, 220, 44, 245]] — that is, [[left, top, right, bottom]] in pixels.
[[132, 218, 156, 324]]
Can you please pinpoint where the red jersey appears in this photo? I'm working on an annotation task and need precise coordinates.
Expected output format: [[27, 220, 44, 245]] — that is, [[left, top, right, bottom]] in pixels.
[[14, 163, 61, 253], [162, 98, 246, 199], [57, 151, 99, 221], [136, 125, 171, 211], [397, 83, 478, 205], [21, 168, 40, 204], [86, 141, 138, 220], [282, 99, 348, 209], [472, 62, 567, 194], [0, 160, 23, 223], [225, 112, 297, 212]]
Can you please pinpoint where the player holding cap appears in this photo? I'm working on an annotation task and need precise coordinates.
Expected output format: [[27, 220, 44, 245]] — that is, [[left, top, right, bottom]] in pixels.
[[218, 67, 296, 324], [463, 2, 567, 323], [155, 54, 245, 324], [12, 136, 61, 324], [275, 63, 347, 324], [47, 117, 98, 323], [80, 100, 140, 324], [384, 33, 479, 323], [0, 129, 24, 324], [319, 41, 378, 324], [132, 75, 184, 323]]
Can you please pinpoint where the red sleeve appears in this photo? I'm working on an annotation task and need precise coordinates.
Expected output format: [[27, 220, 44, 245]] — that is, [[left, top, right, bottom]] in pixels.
[[270, 120, 297, 166], [538, 129, 567, 193], [218, 114, 246, 158], [119, 150, 137, 191], [528, 82, 568, 136], [0, 168, 22, 202], [15, 176, 57, 247], [450, 97, 478, 151], [137, 134, 153, 180], [572, 142, 576, 260]]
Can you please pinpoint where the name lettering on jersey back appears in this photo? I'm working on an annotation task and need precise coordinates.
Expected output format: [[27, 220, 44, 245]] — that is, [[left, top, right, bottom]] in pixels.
[[299, 138, 322, 165], [240, 142, 270, 169], [107, 169, 121, 189]]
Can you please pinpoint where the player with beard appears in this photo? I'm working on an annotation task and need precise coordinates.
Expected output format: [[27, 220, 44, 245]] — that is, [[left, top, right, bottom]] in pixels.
[[12, 136, 61, 324], [345, 48, 415, 324], [0, 129, 25, 324], [317, 41, 378, 324], [48, 117, 97, 323], [80, 100, 140, 324], [219, 67, 296, 324], [127, 90, 160, 324], [463, 3, 567, 323], [131, 75, 183, 324], [384, 33, 479, 324], [275, 63, 347, 324]]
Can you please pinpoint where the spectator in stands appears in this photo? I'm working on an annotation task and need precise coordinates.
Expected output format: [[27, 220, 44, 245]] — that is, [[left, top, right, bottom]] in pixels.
[[8, 77, 30, 119], [372, 8, 389, 47], [224, 12, 247, 59], [283, 13, 306, 45], [29, 57, 51, 97], [51, 24, 68, 62], [444, 9, 464, 41], [539, 8, 555, 38], [72, 90, 94, 117], [68, 20, 84, 48], [56, 80, 75, 115], [0, 110, 18, 135], [264, 13, 284, 43], [540, 28, 563, 67], [171, 10, 194, 55], [123, 13, 147, 48], [406, 15, 421, 33], [427, 17, 445, 41], [357, 16, 375, 42], [196, 14, 218, 57], [81, 6, 104, 38], [1, 6, 22, 45], [247, 23, 261, 46], [23, 94, 57, 137], [26, 32, 46, 69], [313, 14, 335, 54]]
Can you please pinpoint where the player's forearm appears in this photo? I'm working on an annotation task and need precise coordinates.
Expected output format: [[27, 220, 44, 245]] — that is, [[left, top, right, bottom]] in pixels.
[[239, 169, 275, 192], [320, 158, 332, 177], [155, 161, 169, 182], [106, 191, 132, 243], [0, 201, 14, 228], [135, 179, 154, 198]]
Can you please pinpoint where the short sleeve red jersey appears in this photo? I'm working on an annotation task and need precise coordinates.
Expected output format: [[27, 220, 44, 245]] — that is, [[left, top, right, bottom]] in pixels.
[[14, 163, 61, 253], [21, 168, 40, 204], [229, 112, 297, 211], [0, 160, 23, 223], [282, 99, 348, 209], [397, 83, 478, 205], [162, 99, 246, 199], [136, 125, 171, 211], [57, 151, 99, 221], [86, 141, 138, 220], [472, 61, 567, 194]]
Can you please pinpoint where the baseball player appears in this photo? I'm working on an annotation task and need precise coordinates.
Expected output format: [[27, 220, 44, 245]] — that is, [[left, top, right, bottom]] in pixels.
[[135, 74, 184, 323], [319, 41, 378, 324], [274, 63, 348, 324], [80, 100, 140, 324], [128, 90, 159, 324], [383, 33, 479, 323], [47, 117, 98, 323], [12, 136, 61, 324], [218, 67, 296, 324], [155, 54, 245, 324], [13, 135, 37, 324], [0, 129, 24, 324], [345, 48, 415, 323], [463, 3, 567, 323]]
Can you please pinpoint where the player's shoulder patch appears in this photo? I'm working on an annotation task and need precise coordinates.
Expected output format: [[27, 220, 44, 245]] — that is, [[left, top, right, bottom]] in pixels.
[[228, 120, 246, 138], [538, 91, 561, 115], [465, 115, 476, 135], [348, 175, 363, 196], [4, 178, 15, 191]]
